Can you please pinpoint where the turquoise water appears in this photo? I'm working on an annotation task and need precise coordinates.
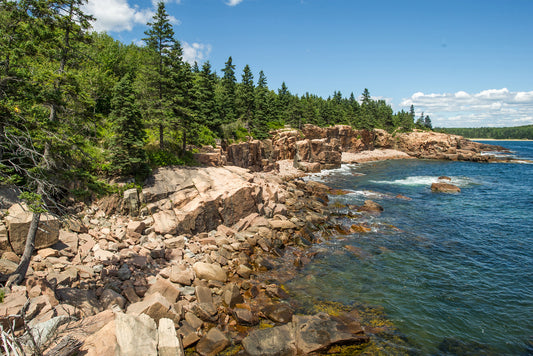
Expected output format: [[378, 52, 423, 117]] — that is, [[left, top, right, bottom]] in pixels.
[[288, 141, 533, 354]]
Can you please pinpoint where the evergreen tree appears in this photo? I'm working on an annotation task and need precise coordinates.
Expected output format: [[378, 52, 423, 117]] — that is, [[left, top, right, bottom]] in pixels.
[[109, 73, 148, 177], [424, 115, 432, 129], [110, 74, 147, 177], [253, 70, 273, 138], [415, 112, 425, 128], [194, 61, 217, 133], [237, 64, 255, 124], [219, 56, 237, 124], [142, 1, 175, 149]]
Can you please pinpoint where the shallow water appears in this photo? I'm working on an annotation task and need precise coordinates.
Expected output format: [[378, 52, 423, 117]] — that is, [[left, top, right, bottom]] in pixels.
[[287, 141, 533, 354]]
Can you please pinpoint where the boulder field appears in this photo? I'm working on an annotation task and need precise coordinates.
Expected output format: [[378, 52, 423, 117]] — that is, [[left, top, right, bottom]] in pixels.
[[0, 126, 510, 355], [0, 165, 375, 355]]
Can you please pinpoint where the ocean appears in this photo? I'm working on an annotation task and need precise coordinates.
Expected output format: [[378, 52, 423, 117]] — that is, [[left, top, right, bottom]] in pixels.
[[287, 141, 533, 355]]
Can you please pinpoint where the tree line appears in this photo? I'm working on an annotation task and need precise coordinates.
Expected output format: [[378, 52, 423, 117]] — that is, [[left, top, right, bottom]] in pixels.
[[1, 0, 431, 197], [437, 125, 533, 140]]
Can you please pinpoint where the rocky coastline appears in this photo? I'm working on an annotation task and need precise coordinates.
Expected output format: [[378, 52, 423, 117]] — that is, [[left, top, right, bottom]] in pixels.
[[0, 126, 514, 355]]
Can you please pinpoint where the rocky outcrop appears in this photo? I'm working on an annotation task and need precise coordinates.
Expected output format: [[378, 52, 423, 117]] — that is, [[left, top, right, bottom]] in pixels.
[[143, 166, 261, 235], [208, 125, 506, 172], [431, 182, 461, 193]]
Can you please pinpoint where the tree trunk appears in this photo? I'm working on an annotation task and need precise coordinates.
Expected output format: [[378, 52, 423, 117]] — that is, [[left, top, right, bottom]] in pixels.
[[12, 211, 40, 285]]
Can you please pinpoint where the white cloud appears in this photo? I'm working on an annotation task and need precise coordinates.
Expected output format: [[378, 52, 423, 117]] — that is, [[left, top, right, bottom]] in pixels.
[[84, 0, 154, 32], [226, 0, 244, 6], [85, 0, 180, 33], [182, 42, 212, 65], [401, 88, 533, 127]]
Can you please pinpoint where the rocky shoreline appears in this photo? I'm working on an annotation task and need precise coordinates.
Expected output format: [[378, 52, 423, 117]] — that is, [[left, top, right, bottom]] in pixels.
[[0, 127, 515, 355]]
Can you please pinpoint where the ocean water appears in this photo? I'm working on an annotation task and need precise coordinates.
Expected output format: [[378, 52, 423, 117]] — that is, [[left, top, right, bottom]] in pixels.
[[287, 141, 533, 355]]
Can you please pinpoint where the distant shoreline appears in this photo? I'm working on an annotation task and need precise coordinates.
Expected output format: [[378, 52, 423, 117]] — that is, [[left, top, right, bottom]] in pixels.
[[469, 138, 533, 141]]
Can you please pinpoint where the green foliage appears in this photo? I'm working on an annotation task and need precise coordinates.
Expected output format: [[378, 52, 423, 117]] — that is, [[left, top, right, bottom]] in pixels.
[[19, 192, 46, 213], [109, 73, 149, 179], [196, 126, 217, 147], [221, 119, 250, 142]]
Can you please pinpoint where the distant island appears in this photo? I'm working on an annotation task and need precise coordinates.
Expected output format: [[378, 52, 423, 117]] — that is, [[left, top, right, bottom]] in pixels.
[[437, 125, 533, 140]]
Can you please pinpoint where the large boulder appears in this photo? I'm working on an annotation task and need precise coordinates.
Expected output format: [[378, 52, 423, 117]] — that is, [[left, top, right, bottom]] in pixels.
[[5, 203, 60, 254], [242, 324, 297, 356], [192, 262, 227, 283], [115, 312, 158, 356], [158, 318, 184, 356], [144, 167, 259, 234], [293, 313, 368, 354], [122, 188, 140, 216], [431, 182, 461, 193]]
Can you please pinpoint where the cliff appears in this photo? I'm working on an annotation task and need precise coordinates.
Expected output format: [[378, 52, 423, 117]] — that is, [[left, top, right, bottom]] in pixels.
[[194, 125, 508, 173]]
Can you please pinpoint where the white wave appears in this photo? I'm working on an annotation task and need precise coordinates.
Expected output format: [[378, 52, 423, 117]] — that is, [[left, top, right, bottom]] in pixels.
[[305, 164, 358, 182], [345, 190, 389, 199], [370, 176, 476, 187]]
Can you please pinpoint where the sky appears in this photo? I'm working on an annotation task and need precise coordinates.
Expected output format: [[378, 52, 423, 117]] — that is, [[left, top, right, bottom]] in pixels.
[[83, 0, 533, 128]]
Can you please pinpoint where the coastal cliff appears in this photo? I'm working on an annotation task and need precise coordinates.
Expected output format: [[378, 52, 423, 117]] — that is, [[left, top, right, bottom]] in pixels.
[[194, 125, 508, 173], [0, 128, 510, 355]]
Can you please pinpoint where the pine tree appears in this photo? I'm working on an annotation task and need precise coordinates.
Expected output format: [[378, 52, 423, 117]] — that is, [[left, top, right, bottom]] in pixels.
[[253, 70, 271, 138], [109, 73, 148, 177], [219, 56, 237, 124], [424, 115, 432, 129], [142, 1, 175, 149], [238, 64, 255, 124], [194, 61, 217, 133]]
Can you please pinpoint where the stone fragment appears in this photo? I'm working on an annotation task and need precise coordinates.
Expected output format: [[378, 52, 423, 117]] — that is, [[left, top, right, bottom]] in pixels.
[[100, 288, 126, 310], [236, 264, 252, 279], [78, 319, 117, 356], [158, 317, 184, 356], [195, 327, 230, 356], [153, 210, 179, 235], [122, 286, 140, 304], [127, 292, 180, 325], [115, 312, 158, 356], [0, 291, 27, 329], [0, 258, 18, 275], [56, 288, 101, 317], [269, 219, 297, 230], [145, 277, 181, 304], [127, 220, 145, 236], [184, 312, 203, 330], [2, 251, 19, 263], [164, 235, 186, 249], [5, 203, 60, 254], [192, 262, 227, 282], [179, 322, 200, 348], [232, 306, 258, 326], [28, 315, 71, 348], [242, 324, 297, 356], [195, 285, 213, 304], [170, 264, 194, 285], [123, 188, 140, 216], [357, 199, 384, 213], [262, 303, 294, 324], [37, 247, 59, 259], [0, 222, 10, 252], [222, 283, 243, 307]]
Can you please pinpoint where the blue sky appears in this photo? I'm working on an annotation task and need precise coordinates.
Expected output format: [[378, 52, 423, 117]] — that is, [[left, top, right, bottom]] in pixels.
[[83, 0, 533, 127]]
